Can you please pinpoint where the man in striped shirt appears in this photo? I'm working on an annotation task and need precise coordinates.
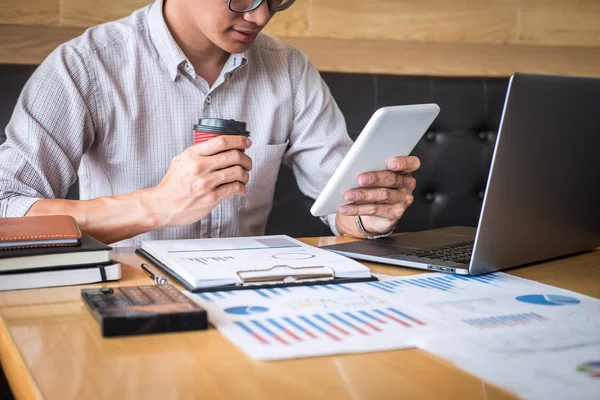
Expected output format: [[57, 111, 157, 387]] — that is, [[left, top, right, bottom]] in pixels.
[[0, 0, 419, 246]]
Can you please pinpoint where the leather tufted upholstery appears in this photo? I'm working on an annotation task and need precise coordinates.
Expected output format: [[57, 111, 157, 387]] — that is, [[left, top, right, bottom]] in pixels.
[[268, 73, 509, 236], [0, 64, 509, 237], [0, 64, 81, 201]]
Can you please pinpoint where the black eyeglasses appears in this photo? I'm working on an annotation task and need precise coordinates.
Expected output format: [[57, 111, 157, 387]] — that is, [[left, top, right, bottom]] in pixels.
[[228, 0, 295, 13]]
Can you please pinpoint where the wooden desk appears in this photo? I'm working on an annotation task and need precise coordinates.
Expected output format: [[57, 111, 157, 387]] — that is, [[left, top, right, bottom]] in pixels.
[[1, 237, 599, 400]]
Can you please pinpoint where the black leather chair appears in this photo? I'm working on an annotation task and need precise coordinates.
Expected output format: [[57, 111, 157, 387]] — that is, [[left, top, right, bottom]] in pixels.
[[267, 73, 509, 236], [0, 64, 509, 237], [0, 64, 81, 201]]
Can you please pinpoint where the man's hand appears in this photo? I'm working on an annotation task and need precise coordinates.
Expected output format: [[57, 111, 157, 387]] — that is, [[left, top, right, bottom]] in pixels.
[[145, 135, 253, 227], [336, 156, 420, 236]]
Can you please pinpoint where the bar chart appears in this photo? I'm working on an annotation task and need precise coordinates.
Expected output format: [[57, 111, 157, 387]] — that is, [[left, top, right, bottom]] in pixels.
[[365, 273, 506, 295], [195, 283, 356, 302], [463, 312, 548, 329], [184, 256, 235, 266], [232, 307, 427, 346], [191, 270, 600, 360]]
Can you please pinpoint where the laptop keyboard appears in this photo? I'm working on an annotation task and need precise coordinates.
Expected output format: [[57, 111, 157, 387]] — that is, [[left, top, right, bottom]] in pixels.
[[404, 243, 474, 264]]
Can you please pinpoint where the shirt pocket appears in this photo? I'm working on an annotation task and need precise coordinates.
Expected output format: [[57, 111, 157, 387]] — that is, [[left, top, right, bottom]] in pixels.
[[218, 141, 290, 236], [244, 141, 289, 210]]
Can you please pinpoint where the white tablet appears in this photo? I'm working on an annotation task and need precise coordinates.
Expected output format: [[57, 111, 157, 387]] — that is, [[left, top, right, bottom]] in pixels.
[[310, 104, 440, 217]]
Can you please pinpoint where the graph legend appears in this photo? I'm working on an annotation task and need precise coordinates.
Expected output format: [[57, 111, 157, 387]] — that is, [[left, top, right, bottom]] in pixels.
[[366, 274, 504, 294]]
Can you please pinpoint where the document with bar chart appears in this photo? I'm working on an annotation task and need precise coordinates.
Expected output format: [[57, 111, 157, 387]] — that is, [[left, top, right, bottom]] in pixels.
[[190, 283, 444, 360], [415, 323, 600, 400], [359, 272, 600, 332], [189, 272, 600, 360]]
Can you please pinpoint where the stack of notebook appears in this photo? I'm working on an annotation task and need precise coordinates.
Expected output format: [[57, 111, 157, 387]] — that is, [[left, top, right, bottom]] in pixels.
[[0, 215, 120, 291]]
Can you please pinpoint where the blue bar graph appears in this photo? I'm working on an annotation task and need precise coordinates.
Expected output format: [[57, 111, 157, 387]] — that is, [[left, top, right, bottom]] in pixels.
[[366, 273, 505, 294], [298, 316, 340, 341], [234, 321, 269, 344], [197, 274, 506, 304], [255, 289, 271, 299], [234, 305, 430, 347], [328, 312, 370, 335], [196, 293, 213, 302], [266, 288, 283, 296], [366, 281, 396, 294], [314, 314, 351, 336], [283, 316, 318, 339], [359, 310, 387, 324], [343, 311, 382, 332], [252, 320, 289, 345], [463, 312, 548, 329], [306, 284, 356, 292]]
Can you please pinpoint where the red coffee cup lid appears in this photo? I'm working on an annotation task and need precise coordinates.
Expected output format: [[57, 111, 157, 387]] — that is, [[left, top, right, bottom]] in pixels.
[[193, 118, 250, 136]]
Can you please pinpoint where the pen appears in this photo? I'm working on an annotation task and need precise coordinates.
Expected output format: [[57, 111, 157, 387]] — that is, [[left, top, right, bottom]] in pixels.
[[140, 262, 169, 285]]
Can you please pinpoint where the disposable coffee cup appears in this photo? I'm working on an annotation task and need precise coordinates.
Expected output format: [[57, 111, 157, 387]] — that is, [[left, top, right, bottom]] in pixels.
[[193, 118, 250, 144]]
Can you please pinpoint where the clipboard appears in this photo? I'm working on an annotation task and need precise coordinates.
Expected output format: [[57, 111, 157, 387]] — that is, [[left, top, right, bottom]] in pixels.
[[135, 248, 378, 293]]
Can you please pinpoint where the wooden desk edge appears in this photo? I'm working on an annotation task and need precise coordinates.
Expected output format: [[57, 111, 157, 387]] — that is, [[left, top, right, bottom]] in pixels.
[[0, 314, 43, 400]]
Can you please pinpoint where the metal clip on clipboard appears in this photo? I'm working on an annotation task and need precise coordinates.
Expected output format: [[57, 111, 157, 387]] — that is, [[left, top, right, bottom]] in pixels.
[[236, 265, 335, 286]]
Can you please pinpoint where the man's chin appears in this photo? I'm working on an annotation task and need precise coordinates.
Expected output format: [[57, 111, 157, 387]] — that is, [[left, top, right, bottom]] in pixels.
[[214, 30, 258, 54], [219, 41, 254, 55]]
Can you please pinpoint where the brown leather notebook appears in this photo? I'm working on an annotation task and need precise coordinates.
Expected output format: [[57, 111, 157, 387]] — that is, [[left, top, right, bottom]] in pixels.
[[0, 215, 82, 250]]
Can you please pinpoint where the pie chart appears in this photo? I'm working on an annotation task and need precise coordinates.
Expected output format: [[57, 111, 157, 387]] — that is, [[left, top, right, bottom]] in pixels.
[[577, 361, 600, 379], [515, 294, 581, 306], [224, 306, 269, 315]]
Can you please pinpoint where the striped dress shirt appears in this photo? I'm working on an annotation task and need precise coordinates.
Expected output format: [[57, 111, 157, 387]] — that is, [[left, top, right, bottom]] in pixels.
[[0, 0, 352, 246]]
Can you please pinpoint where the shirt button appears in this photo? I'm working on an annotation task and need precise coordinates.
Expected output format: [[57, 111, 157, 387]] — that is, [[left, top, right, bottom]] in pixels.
[[185, 63, 191, 70], [206, 95, 212, 104]]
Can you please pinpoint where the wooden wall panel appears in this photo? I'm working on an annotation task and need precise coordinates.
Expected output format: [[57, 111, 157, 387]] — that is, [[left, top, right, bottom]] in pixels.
[[59, 0, 309, 36], [283, 37, 600, 78], [0, 0, 59, 26], [310, 0, 519, 44], [0, 25, 84, 64], [263, 0, 309, 37], [519, 0, 600, 47], [1, 0, 599, 76], [60, 0, 152, 27], [3, 23, 599, 79]]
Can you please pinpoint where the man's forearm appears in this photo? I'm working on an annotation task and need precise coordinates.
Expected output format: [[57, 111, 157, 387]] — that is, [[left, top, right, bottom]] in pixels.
[[26, 189, 160, 244]]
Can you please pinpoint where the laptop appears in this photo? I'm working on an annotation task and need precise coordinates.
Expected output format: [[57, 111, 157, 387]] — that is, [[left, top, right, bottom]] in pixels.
[[322, 73, 600, 275]]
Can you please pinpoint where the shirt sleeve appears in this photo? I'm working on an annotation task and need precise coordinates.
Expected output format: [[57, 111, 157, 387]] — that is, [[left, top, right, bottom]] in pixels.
[[0, 44, 97, 217], [284, 49, 353, 236]]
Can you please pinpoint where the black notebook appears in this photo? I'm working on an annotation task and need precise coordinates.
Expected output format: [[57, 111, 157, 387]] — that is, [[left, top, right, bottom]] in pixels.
[[0, 233, 112, 273], [0, 261, 120, 291]]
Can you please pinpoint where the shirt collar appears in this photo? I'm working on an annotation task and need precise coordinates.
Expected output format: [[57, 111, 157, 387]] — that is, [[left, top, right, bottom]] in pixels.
[[148, 0, 248, 82], [224, 53, 248, 74]]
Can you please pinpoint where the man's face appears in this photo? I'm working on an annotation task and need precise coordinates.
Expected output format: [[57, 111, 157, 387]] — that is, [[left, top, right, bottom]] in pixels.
[[184, 0, 274, 54]]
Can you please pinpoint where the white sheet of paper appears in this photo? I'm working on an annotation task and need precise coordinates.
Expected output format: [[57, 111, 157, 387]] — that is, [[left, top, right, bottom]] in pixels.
[[188, 272, 600, 367], [415, 323, 600, 400], [142, 235, 370, 288], [190, 282, 443, 360], [360, 272, 600, 332]]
